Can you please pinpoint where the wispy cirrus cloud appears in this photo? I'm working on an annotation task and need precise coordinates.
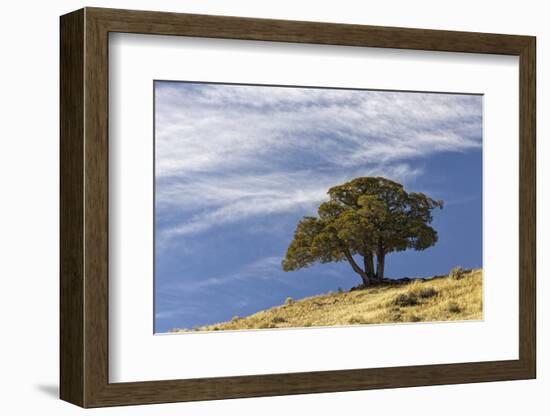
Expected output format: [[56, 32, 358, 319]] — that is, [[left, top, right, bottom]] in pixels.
[[157, 256, 292, 295], [155, 82, 482, 242], [157, 164, 423, 241]]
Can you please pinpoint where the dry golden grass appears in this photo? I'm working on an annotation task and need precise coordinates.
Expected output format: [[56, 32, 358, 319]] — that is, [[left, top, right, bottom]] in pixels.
[[173, 268, 482, 332]]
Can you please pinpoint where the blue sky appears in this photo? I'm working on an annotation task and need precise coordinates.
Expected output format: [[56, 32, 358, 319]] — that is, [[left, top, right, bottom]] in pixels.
[[154, 81, 483, 333]]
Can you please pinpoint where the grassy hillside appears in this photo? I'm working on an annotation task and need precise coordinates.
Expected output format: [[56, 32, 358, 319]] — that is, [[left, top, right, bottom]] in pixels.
[[172, 268, 482, 332]]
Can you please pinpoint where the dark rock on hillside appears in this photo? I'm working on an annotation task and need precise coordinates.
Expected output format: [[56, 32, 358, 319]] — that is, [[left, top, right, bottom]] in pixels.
[[348, 273, 454, 292]]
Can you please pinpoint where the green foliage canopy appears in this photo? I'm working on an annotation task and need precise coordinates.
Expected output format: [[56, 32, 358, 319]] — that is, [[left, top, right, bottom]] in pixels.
[[282, 177, 443, 285]]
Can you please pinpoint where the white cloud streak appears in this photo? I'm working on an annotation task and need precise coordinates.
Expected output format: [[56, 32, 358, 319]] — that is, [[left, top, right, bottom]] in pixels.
[[158, 256, 292, 295], [155, 83, 482, 241], [158, 164, 422, 241]]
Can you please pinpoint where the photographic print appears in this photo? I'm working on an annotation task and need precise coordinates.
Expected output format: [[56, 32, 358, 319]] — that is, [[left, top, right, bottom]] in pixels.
[[154, 81, 483, 333]]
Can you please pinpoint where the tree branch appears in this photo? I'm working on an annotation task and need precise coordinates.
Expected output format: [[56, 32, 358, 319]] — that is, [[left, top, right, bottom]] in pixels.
[[342, 247, 370, 286]]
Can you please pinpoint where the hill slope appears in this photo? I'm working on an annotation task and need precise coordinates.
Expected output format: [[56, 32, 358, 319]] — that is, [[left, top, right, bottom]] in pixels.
[[173, 268, 482, 332]]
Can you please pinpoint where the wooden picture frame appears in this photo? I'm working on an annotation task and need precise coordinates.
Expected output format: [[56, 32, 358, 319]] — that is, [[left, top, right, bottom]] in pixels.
[[60, 7, 536, 408]]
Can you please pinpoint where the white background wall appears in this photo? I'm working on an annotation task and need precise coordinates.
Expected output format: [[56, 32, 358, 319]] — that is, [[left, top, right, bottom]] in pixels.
[[0, 0, 546, 414]]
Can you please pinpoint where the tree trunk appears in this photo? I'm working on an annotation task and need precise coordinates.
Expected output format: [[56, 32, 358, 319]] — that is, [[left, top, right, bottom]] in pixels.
[[342, 249, 370, 286], [363, 252, 375, 279], [375, 249, 385, 280]]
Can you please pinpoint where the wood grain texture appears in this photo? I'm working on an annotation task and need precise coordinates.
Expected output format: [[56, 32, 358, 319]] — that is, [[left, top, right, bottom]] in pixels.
[[59, 7, 537, 408], [83, 10, 110, 406], [518, 38, 536, 375], [59, 8, 84, 407], [88, 7, 532, 54]]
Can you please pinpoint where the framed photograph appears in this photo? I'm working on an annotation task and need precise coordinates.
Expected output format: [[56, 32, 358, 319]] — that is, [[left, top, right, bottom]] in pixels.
[[60, 7, 536, 408]]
